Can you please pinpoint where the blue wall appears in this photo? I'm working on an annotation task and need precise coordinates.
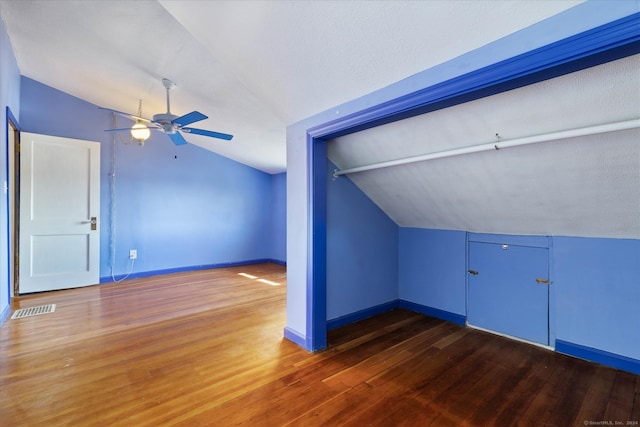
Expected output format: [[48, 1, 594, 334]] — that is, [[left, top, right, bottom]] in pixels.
[[269, 173, 286, 264], [20, 77, 280, 281], [399, 228, 466, 316], [554, 236, 640, 361], [0, 15, 21, 325], [326, 162, 398, 321]]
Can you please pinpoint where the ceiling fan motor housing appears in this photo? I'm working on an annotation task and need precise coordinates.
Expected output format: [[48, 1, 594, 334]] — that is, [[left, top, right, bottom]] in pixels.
[[152, 113, 179, 134]]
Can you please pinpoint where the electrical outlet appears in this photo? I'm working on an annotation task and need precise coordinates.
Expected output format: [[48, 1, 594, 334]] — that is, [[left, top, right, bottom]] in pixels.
[[129, 249, 137, 260]]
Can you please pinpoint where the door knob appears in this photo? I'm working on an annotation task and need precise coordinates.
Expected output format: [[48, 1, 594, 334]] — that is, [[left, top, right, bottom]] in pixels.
[[468, 270, 479, 275], [536, 278, 549, 284], [90, 217, 97, 231]]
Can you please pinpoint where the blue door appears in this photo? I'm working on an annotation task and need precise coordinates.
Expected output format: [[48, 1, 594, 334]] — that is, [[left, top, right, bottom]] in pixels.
[[467, 241, 549, 345]]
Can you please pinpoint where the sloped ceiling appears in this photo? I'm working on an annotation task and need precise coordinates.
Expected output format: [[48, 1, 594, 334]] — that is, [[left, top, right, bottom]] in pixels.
[[0, 0, 582, 173], [328, 55, 640, 239]]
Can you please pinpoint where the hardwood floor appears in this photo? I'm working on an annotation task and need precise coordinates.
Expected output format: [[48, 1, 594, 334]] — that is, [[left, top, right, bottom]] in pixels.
[[1, 263, 638, 426]]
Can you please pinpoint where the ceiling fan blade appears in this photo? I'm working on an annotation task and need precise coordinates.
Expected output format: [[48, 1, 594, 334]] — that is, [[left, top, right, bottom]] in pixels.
[[104, 127, 134, 133], [168, 132, 188, 146], [173, 111, 208, 127], [104, 124, 160, 133], [182, 127, 233, 141], [99, 107, 152, 123]]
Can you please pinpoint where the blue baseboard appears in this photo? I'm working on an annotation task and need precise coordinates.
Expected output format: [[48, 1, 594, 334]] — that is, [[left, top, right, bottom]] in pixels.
[[289, 300, 465, 351], [327, 301, 399, 331], [283, 326, 307, 348], [0, 304, 11, 328], [398, 300, 466, 326], [326, 300, 466, 331], [100, 259, 279, 283], [268, 259, 287, 266], [555, 340, 640, 375]]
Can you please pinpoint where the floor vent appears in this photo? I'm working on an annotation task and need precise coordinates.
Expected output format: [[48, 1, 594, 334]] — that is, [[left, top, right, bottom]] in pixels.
[[11, 304, 56, 319]]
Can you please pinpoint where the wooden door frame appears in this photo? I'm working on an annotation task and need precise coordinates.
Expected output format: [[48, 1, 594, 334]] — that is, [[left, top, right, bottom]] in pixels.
[[6, 107, 20, 297]]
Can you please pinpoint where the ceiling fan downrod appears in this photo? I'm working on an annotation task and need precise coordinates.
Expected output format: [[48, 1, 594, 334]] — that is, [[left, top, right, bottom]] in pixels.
[[153, 78, 179, 133], [162, 78, 175, 114]]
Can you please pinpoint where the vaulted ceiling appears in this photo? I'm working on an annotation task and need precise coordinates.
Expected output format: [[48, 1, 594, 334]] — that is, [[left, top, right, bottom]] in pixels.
[[1, 0, 582, 173], [1, 1, 638, 239]]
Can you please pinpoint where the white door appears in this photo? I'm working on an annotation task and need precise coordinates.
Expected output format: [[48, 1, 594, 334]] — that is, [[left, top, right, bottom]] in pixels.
[[19, 132, 100, 293]]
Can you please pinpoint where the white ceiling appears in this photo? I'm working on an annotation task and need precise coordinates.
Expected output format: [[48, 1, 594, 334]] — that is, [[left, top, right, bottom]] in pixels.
[[0, 0, 583, 173], [3, 0, 637, 239]]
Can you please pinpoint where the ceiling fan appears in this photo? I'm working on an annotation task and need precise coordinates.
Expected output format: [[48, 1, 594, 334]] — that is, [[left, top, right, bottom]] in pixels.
[[101, 78, 233, 146]]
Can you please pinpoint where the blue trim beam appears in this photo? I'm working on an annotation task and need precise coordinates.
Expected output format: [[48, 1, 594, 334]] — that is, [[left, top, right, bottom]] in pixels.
[[306, 136, 327, 351]]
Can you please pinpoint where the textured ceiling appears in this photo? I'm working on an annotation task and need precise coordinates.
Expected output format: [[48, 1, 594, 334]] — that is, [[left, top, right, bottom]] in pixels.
[[3, 0, 636, 239], [159, 0, 582, 125], [0, 0, 583, 173], [328, 55, 640, 239]]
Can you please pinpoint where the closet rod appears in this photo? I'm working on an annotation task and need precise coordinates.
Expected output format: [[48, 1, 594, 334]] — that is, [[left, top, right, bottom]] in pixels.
[[333, 118, 640, 178]]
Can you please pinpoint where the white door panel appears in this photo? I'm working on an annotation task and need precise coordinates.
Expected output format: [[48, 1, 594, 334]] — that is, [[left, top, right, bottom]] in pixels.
[[19, 132, 100, 293]]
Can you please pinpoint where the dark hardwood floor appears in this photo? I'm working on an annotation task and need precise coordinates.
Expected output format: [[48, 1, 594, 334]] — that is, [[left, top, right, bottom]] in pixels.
[[1, 263, 638, 426]]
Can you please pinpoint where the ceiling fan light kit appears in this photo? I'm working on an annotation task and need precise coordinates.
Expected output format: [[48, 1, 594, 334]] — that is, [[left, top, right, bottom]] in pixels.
[[101, 78, 233, 147], [130, 99, 151, 145], [130, 122, 150, 145]]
